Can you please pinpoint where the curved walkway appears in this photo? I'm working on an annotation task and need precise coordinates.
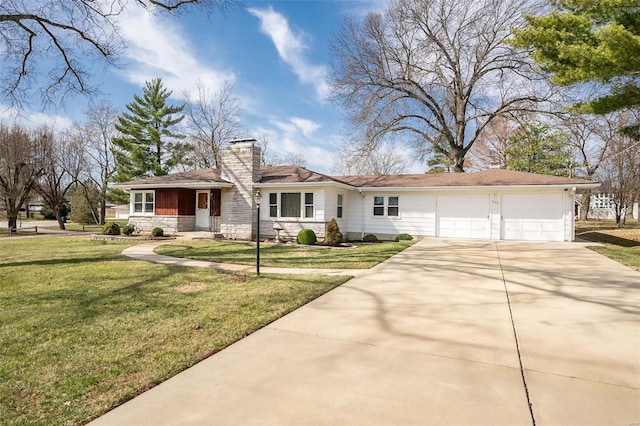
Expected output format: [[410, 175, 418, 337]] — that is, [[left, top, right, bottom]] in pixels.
[[122, 241, 367, 276]]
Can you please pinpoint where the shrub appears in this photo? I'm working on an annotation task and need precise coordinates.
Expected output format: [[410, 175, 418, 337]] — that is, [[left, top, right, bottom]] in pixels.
[[395, 233, 413, 242], [122, 224, 135, 236], [296, 229, 317, 245], [102, 221, 121, 236], [151, 227, 164, 237], [323, 218, 344, 246], [362, 234, 378, 243]]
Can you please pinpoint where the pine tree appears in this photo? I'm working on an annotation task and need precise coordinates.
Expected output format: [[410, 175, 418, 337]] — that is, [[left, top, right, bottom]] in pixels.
[[112, 78, 186, 183], [504, 121, 573, 177]]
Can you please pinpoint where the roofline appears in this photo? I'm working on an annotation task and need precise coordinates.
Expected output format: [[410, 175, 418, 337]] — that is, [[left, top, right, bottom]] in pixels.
[[113, 182, 234, 190], [255, 181, 355, 190], [355, 183, 601, 191]]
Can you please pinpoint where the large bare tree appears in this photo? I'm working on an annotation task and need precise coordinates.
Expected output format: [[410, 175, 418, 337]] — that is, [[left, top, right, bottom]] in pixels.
[[76, 102, 118, 224], [595, 112, 640, 226], [35, 128, 86, 230], [183, 81, 242, 169], [0, 124, 47, 233], [0, 0, 233, 106], [332, 141, 409, 175], [330, 0, 550, 172]]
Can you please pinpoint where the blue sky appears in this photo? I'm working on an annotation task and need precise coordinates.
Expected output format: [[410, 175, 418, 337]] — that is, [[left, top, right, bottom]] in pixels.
[[2, 0, 413, 175]]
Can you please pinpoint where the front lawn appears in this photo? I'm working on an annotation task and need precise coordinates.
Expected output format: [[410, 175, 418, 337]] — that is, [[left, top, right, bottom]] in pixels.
[[0, 237, 349, 425], [576, 220, 640, 271], [156, 240, 414, 269]]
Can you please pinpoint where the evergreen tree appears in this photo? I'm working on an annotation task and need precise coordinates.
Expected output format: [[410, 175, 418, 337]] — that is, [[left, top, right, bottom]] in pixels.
[[504, 121, 573, 176], [112, 78, 186, 184], [512, 0, 640, 136]]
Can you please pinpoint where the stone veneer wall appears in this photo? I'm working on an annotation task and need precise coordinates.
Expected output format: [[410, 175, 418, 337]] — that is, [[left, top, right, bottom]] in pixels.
[[219, 142, 261, 240], [129, 215, 196, 234]]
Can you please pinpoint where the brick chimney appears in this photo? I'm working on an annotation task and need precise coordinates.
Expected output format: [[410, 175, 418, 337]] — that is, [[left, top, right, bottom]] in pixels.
[[219, 140, 261, 239]]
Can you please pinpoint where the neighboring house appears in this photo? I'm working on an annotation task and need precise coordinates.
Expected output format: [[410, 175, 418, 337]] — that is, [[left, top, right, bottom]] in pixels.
[[115, 141, 599, 242], [576, 193, 639, 220]]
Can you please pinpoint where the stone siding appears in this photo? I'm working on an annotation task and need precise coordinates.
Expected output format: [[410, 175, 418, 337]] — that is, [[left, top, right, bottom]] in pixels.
[[129, 215, 195, 234], [219, 142, 261, 240]]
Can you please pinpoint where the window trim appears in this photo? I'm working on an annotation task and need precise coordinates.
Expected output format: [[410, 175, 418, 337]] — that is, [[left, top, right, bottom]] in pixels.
[[337, 194, 343, 218], [267, 191, 316, 220], [372, 195, 400, 218], [131, 190, 155, 215]]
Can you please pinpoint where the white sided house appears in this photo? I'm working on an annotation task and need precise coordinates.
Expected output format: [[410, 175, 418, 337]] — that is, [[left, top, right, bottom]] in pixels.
[[116, 141, 599, 242]]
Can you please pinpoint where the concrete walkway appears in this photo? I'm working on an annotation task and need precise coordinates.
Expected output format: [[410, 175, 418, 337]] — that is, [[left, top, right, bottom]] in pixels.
[[121, 240, 367, 276], [92, 238, 639, 425]]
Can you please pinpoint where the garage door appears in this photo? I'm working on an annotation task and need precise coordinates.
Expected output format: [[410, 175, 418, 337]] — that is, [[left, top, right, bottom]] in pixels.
[[502, 193, 564, 242], [437, 194, 490, 239]]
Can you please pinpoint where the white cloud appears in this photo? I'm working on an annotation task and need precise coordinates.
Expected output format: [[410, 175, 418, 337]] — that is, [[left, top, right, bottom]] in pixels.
[[0, 105, 73, 129], [116, 7, 234, 99], [289, 117, 321, 137], [248, 6, 331, 101], [252, 115, 334, 173]]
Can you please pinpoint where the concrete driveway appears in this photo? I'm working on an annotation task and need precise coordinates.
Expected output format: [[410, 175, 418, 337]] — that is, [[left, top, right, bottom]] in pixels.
[[91, 238, 640, 425]]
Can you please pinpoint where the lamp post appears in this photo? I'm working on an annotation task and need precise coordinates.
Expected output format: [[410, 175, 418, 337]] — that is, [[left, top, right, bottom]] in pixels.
[[254, 190, 263, 276]]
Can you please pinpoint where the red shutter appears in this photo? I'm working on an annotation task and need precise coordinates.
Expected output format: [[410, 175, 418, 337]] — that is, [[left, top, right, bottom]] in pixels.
[[211, 189, 221, 216]]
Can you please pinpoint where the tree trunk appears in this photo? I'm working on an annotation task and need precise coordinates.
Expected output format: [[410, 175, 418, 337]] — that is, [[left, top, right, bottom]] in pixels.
[[55, 210, 66, 230], [7, 214, 17, 235], [451, 147, 465, 173], [580, 190, 592, 221]]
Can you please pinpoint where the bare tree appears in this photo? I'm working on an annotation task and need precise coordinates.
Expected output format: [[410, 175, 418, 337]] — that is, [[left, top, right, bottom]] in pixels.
[[35, 129, 86, 230], [468, 114, 523, 169], [76, 102, 118, 224], [0, 0, 233, 106], [0, 124, 47, 233], [595, 112, 640, 226], [333, 141, 409, 175], [558, 112, 610, 220], [183, 81, 242, 168], [330, 0, 549, 172]]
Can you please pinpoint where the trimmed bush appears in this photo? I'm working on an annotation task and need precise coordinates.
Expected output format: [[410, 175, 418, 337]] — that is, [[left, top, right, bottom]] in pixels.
[[151, 227, 164, 237], [395, 233, 413, 242], [102, 221, 121, 236], [362, 234, 378, 243], [122, 224, 135, 236], [296, 229, 317, 245], [323, 218, 344, 246]]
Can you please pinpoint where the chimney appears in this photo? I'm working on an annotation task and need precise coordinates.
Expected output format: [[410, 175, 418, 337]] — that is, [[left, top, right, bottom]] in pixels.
[[219, 139, 261, 239]]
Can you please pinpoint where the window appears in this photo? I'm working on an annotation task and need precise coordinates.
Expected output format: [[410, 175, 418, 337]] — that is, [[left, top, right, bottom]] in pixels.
[[388, 196, 399, 216], [267, 191, 316, 219], [305, 193, 314, 218], [269, 193, 277, 217], [132, 191, 154, 214], [337, 194, 343, 218], [373, 196, 399, 217], [281, 193, 301, 218], [197, 192, 208, 210], [373, 196, 385, 216]]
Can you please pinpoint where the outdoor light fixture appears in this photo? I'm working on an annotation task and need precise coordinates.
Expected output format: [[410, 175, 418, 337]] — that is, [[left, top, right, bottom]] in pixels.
[[254, 190, 263, 276]]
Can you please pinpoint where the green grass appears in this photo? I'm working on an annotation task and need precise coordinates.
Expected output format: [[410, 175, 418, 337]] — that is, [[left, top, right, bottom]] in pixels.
[[576, 219, 640, 271], [40, 219, 129, 233], [0, 237, 349, 425], [156, 240, 414, 269]]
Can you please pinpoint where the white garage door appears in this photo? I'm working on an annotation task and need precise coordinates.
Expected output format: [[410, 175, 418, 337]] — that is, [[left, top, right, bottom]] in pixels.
[[502, 193, 564, 242], [437, 194, 490, 239]]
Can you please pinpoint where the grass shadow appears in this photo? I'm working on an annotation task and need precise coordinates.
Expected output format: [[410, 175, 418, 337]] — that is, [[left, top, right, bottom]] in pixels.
[[578, 231, 640, 248]]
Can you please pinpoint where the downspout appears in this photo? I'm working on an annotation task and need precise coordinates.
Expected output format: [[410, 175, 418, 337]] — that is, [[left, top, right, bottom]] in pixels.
[[358, 188, 365, 239], [570, 187, 576, 241]]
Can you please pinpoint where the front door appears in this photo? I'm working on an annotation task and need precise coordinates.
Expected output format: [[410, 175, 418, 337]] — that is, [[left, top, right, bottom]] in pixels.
[[195, 191, 210, 229]]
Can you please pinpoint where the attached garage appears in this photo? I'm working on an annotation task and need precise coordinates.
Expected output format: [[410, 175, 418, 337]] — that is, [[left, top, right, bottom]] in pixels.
[[501, 193, 564, 242], [437, 194, 490, 239]]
